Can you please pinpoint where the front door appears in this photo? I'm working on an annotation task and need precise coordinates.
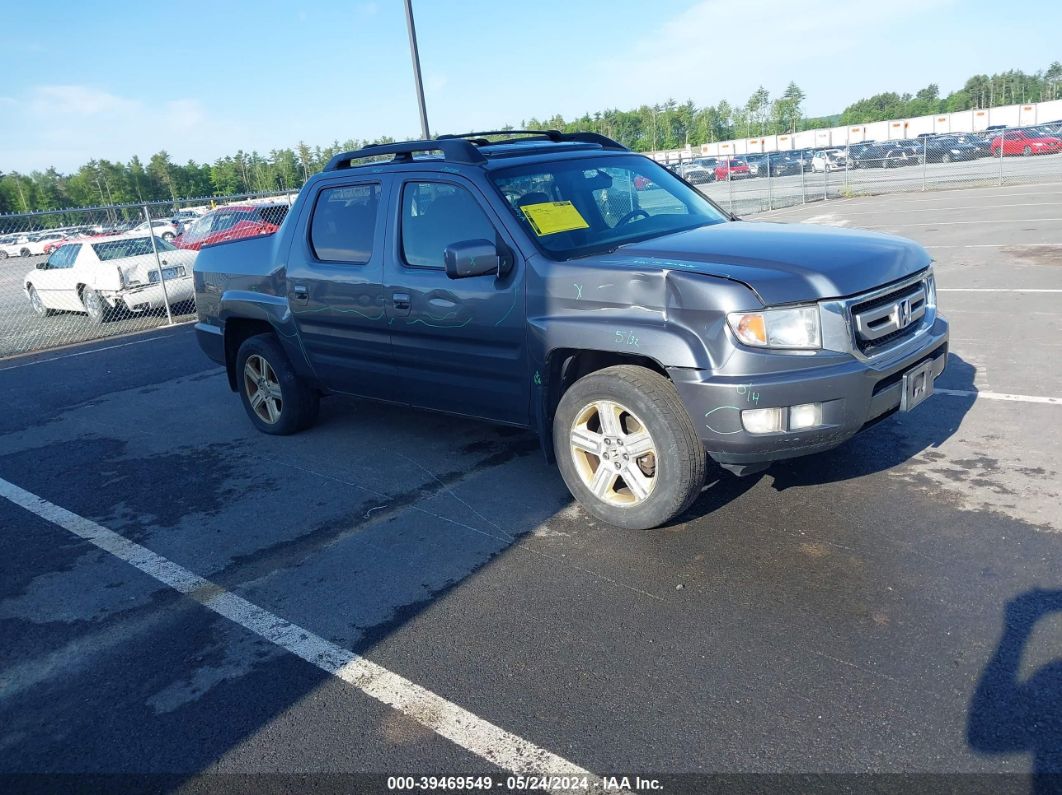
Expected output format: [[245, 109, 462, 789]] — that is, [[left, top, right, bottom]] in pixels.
[[286, 177, 396, 401], [33, 244, 82, 310], [383, 175, 528, 426]]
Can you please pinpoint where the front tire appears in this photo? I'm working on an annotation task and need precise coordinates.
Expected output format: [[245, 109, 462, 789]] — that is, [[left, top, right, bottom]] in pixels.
[[27, 285, 53, 317], [553, 365, 705, 530], [162, 232, 175, 241], [1023, 145, 1033, 157], [236, 333, 319, 435]]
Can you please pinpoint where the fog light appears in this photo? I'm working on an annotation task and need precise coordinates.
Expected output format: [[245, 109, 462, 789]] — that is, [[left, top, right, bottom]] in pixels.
[[789, 402, 822, 430], [742, 407, 785, 434]]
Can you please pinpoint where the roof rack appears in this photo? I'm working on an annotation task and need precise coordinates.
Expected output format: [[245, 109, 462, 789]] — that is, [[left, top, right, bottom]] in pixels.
[[323, 139, 485, 171], [438, 129, 629, 152]]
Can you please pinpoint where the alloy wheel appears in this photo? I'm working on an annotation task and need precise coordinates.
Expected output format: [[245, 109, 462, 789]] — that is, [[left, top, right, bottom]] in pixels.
[[569, 400, 657, 507], [29, 287, 46, 317], [243, 354, 283, 424]]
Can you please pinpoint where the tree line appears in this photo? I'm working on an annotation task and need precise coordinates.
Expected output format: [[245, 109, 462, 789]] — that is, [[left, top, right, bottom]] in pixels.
[[2, 62, 1059, 217]]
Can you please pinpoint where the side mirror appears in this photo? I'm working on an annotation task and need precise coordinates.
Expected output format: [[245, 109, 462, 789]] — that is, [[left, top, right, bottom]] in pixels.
[[444, 239, 510, 279]]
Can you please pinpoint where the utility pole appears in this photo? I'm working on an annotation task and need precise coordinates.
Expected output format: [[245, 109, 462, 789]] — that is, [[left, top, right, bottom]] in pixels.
[[403, 0, 431, 140]]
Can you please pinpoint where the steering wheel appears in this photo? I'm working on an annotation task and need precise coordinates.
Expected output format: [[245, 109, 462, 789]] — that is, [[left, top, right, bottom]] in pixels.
[[617, 208, 650, 226]]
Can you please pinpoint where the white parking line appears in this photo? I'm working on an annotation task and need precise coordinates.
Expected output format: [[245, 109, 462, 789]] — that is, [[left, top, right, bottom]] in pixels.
[[822, 202, 1062, 217], [926, 243, 1062, 249], [863, 218, 1062, 228], [938, 389, 1062, 405], [0, 477, 606, 790]]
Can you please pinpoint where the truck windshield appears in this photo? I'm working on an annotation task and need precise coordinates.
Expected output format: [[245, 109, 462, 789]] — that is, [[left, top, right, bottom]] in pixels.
[[490, 155, 728, 259]]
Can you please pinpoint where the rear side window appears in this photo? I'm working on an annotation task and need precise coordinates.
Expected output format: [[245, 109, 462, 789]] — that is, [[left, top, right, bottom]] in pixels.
[[310, 185, 379, 264], [257, 205, 289, 226], [49, 244, 80, 269], [400, 182, 495, 269], [92, 237, 174, 261]]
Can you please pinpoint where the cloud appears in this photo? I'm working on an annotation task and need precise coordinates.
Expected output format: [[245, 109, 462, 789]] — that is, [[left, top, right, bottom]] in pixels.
[[590, 0, 956, 112], [29, 85, 138, 116], [4, 85, 248, 172]]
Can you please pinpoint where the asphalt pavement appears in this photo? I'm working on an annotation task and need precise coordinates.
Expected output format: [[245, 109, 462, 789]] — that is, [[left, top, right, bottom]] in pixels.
[[0, 183, 1060, 793]]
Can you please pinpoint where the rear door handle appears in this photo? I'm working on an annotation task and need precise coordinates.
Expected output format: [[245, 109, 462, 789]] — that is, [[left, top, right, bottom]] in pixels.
[[392, 290, 412, 316], [293, 285, 309, 301]]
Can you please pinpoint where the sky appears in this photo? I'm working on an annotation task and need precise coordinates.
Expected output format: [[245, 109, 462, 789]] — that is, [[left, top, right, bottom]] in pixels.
[[1, 0, 1060, 174]]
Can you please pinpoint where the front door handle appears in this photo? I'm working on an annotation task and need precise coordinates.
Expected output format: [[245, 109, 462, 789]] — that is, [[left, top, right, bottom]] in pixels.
[[392, 292, 411, 316], [293, 285, 309, 301]]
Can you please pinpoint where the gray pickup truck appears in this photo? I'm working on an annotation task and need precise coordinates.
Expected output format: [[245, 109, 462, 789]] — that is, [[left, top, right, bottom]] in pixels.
[[193, 130, 948, 530]]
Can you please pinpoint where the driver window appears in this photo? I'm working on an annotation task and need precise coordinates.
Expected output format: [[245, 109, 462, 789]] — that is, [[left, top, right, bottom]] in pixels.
[[401, 182, 496, 269], [592, 168, 689, 229]]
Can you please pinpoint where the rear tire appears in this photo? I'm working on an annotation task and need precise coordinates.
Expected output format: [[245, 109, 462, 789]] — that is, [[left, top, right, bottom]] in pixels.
[[236, 333, 319, 435], [941, 153, 951, 163], [553, 365, 705, 530], [82, 287, 110, 324], [1023, 145, 1033, 157]]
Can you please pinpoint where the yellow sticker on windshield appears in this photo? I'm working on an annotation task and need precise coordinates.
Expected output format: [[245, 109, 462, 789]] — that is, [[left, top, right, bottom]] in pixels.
[[520, 201, 590, 236]]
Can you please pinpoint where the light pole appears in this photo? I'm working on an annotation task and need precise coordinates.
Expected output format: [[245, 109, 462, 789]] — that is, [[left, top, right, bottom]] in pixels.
[[403, 0, 431, 140]]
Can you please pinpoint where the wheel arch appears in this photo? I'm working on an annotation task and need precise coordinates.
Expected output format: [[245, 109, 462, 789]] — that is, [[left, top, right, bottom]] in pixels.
[[223, 317, 277, 392], [537, 347, 671, 464]]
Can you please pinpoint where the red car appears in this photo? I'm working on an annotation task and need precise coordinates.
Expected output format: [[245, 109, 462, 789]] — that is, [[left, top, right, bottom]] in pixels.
[[713, 158, 751, 180], [174, 203, 289, 251], [990, 129, 1062, 157]]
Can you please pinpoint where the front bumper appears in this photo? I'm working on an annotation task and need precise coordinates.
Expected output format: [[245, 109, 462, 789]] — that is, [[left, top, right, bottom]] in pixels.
[[671, 317, 949, 467]]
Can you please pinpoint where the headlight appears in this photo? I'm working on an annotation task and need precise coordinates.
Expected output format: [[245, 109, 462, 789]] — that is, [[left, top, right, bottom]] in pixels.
[[727, 306, 821, 349]]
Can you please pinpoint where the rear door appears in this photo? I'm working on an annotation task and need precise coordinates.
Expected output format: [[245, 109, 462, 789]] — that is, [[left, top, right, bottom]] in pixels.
[[383, 174, 528, 425], [286, 177, 396, 400]]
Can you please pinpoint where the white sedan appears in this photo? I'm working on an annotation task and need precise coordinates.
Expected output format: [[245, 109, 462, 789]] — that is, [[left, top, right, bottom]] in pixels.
[[811, 149, 848, 172], [23, 234, 197, 324], [129, 219, 180, 241], [0, 232, 65, 259]]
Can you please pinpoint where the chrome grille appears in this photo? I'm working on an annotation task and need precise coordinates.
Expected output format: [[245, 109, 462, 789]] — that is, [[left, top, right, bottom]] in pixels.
[[851, 281, 927, 352]]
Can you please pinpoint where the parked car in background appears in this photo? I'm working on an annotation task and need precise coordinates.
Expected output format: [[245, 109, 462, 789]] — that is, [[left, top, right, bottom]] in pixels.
[[851, 143, 920, 168], [990, 128, 1062, 157], [0, 232, 63, 258], [173, 202, 290, 251], [922, 137, 981, 163], [675, 161, 714, 184], [947, 133, 992, 157], [762, 152, 803, 177], [791, 149, 816, 172], [714, 157, 751, 180], [130, 219, 179, 241], [811, 149, 847, 172], [0, 235, 33, 259], [23, 235, 196, 324], [743, 154, 768, 177], [171, 208, 207, 234]]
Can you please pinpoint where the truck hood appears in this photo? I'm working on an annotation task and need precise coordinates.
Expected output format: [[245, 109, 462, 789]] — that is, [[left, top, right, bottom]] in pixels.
[[614, 221, 930, 305]]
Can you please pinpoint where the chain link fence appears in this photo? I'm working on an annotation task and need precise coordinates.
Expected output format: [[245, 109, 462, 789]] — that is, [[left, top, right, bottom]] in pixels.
[[3, 128, 1062, 360], [670, 127, 1062, 216], [0, 190, 296, 359]]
